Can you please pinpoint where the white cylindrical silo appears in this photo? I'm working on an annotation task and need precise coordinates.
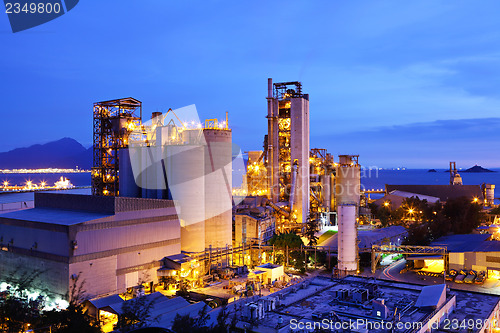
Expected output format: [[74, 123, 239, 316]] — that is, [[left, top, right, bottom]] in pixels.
[[164, 144, 206, 253], [335, 162, 360, 206], [202, 129, 233, 252], [337, 204, 358, 272]]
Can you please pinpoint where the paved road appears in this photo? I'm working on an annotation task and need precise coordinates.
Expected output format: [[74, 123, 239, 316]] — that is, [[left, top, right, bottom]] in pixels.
[[359, 259, 500, 295]]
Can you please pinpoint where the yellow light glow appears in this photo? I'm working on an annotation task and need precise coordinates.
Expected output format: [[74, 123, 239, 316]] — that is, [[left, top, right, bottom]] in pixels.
[[408, 208, 414, 214], [127, 122, 136, 131], [473, 197, 479, 203], [489, 270, 500, 279], [383, 201, 390, 207], [2, 181, 8, 187]]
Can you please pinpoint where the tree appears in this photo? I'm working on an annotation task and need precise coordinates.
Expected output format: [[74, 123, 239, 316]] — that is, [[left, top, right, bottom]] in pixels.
[[34, 273, 101, 333], [171, 304, 211, 333], [176, 280, 189, 298], [290, 250, 306, 274], [114, 294, 158, 332], [159, 276, 177, 290], [269, 231, 304, 249], [404, 196, 486, 246], [443, 196, 484, 234], [303, 214, 319, 246]]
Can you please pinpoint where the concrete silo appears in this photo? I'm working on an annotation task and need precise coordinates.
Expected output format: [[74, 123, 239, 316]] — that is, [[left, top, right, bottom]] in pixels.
[[337, 204, 358, 273], [336, 155, 360, 274], [201, 127, 233, 252], [335, 155, 360, 206]]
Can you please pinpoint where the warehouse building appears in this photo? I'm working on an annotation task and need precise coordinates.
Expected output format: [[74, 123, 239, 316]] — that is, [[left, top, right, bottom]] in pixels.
[[0, 192, 180, 302], [431, 234, 500, 278], [384, 184, 484, 204]]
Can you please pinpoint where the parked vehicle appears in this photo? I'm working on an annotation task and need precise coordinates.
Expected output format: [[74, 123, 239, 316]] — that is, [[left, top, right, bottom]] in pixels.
[[455, 270, 467, 283], [464, 270, 477, 284], [445, 269, 457, 281], [475, 272, 486, 285]]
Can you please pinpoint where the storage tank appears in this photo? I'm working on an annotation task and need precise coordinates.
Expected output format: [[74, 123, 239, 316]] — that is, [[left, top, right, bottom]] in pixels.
[[337, 204, 358, 273], [335, 155, 360, 206], [202, 128, 233, 251], [320, 174, 331, 211], [164, 144, 206, 253]]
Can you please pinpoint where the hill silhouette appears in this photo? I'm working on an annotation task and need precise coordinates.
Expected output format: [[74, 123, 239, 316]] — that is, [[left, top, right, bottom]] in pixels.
[[462, 165, 495, 173], [0, 138, 92, 169]]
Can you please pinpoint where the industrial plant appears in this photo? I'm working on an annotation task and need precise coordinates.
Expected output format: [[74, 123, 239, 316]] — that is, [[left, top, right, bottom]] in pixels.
[[1, 78, 500, 332]]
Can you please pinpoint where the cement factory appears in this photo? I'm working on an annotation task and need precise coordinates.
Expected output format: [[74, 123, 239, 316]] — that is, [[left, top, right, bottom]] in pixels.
[[0, 78, 363, 296], [2, 78, 500, 332]]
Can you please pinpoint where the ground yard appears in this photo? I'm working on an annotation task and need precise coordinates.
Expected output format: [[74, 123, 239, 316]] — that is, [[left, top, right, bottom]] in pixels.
[[318, 230, 337, 244]]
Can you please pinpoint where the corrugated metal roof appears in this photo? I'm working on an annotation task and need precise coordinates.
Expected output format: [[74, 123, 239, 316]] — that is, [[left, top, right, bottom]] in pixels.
[[385, 184, 483, 202], [88, 294, 124, 309], [320, 226, 407, 250], [0, 207, 110, 225], [150, 296, 190, 317], [390, 190, 440, 203], [415, 284, 446, 308], [431, 234, 494, 252], [106, 292, 183, 316], [154, 302, 208, 329]]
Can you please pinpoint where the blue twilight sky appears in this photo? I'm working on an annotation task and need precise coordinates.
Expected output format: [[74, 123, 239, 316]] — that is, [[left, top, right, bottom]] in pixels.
[[1, 1, 500, 168]]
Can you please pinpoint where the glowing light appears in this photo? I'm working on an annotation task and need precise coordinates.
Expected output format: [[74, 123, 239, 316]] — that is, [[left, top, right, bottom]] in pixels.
[[383, 201, 390, 207], [408, 208, 414, 214], [2, 181, 8, 187], [473, 197, 479, 203]]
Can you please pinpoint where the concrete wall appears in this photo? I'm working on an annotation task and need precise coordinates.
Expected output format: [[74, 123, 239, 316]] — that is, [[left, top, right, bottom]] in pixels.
[[0, 250, 69, 299], [290, 97, 310, 224], [449, 251, 500, 272], [0, 222, 69, 256]]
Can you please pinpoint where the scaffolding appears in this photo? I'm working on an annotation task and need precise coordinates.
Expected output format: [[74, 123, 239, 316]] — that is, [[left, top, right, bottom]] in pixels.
[[371, 244, 448, 274], [91, 97, 142, 196]]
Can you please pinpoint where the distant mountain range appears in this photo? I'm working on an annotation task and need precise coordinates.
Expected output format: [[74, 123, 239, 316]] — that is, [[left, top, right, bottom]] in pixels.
[[0, 138, 92, 169]]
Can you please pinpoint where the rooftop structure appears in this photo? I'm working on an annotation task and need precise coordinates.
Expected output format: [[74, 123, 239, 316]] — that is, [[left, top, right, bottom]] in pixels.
[[385, 184, 484, 203], [320, 226, 407, 252], [373, 191, 440, 209], [232, 275, 500, 333], [0, 193, 180, 301]]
